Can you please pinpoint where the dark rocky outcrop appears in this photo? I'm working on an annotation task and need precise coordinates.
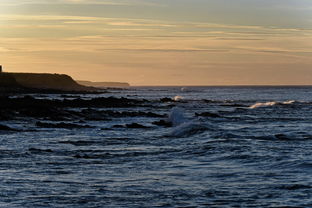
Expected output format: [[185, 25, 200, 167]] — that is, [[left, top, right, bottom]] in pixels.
[[160, 97, 175, 103], [0, 124, 17, 131], [113, 123, 150, 129], [0, 95, 161, 131], [36, 121, 92, 129], [0, 96, 145, 109], [152, 119, 172, 127], [125, 123, 149, 129], [195, 112, 221, 118], [0, 96, 148, 122]]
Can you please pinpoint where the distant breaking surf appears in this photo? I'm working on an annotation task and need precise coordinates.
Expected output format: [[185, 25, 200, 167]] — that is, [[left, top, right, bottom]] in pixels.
[[249, 100, 296, 109]]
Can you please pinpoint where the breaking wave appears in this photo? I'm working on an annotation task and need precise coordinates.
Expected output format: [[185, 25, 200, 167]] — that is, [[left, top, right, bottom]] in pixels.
[[173, 95, 184, 101], [249, 100, 296, 109], [166, 107, 209, 137], [168, 121, 208, 137]]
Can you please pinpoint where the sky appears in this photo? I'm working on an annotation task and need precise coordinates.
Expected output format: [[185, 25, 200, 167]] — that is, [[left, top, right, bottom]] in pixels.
[[0, 0, 311, 85]]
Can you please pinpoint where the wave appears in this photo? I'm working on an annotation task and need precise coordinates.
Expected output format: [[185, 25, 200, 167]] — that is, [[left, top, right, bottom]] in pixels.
[[168, 107, 188, 126], [173, 95, 184, 102], [249, 100, 296, 109], [166, 107, 209, 137], [167, 121, 208, 137]]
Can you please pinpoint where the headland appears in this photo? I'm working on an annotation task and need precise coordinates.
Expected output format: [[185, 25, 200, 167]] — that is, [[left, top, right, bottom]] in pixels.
[[0, 72, 97, 93]]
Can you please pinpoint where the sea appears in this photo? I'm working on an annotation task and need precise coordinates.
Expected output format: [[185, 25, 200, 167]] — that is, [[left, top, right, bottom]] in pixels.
[[1, 86, 312, 208]]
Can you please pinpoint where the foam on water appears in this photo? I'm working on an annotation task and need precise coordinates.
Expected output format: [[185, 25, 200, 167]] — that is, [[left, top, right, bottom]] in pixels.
[[173, 95, 184, 101], [282, 100, 296, 105], [249, 101, 277, 109], [249, 100, 296, 109]]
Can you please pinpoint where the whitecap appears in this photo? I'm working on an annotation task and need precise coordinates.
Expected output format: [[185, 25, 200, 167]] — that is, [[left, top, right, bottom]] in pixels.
[[173, 95, 184, 102], [249, 100, 296, 109], [282, 100, 295, 105], [249, 102, 277, 109]]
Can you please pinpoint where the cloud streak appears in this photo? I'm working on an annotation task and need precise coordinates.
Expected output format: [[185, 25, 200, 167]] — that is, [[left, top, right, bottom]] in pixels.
[[0, 0, 311, 85]]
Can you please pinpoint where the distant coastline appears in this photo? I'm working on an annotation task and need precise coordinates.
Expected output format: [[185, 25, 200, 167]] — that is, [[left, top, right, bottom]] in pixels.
[[0, 72, 96, 93], [77, 80, 130, 88]]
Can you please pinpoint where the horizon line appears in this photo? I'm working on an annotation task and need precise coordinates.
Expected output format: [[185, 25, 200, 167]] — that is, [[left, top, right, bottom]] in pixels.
[[130, 85, 312, 87]]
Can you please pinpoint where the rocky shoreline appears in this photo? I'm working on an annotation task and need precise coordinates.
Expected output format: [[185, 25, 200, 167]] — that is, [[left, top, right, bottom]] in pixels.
[[0, 95, 169, 131]]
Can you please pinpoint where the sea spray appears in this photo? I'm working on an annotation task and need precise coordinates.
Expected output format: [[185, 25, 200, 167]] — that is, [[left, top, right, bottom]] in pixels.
[[168, 107, 188, 126], [166, 107, 209, 137], [249, 102, 277, 109], [173, 96, 184, 102], [249, 100, 296, 109]]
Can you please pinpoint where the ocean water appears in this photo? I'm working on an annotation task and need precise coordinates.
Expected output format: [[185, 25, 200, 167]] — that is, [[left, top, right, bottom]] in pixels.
[[1, 86, 312, 207]]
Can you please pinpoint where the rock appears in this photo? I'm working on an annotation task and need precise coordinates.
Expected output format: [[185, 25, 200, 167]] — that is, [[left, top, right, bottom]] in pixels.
[[29, 148, 53, 153], [36, 121, 92, 129], [275, 134, 290, 140], [0, 96, 148, 122], [0, 124, 16, 131], [113, 123, 149, 129], [112, 125, 124, 128], [152, 120, 172, 127], [195, 112, 221, 118], [160, 97, 175, 102], [126, 123, 149, 129]]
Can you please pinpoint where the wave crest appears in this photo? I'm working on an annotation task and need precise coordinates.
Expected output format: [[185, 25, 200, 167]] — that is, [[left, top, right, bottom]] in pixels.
[[166, 107, 209, 137], [173, 95, 184, 102], [249, 100, 296, 109]]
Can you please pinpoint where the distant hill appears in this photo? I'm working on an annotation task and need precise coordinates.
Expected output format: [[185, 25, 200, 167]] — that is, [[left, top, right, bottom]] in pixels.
[[77, 80, 130, 88], [0, 73, 21, 87], [0, 72, 97, 92]]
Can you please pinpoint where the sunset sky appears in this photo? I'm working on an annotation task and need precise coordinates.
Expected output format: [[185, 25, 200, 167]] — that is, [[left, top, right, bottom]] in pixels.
[[0, 0, 311, 85]]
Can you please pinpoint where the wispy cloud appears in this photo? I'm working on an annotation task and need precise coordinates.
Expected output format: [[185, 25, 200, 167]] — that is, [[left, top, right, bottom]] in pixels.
[[0, 0, 162, 6], [1, 0, 311, 85], [1, 14, 311, 39]]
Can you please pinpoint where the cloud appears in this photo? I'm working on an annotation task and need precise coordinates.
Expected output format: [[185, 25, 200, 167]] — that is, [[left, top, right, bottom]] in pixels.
[[1, 14, 311, 40], [0, 47, 11, 52], [0, 14, 177, 28], [0, 0, 162, 6]]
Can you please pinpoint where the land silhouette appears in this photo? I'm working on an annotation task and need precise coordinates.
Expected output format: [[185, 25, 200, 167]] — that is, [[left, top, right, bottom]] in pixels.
[[0, 71, 130, 93], [0, 70, 147, 132], [77, 80, 130, 88]]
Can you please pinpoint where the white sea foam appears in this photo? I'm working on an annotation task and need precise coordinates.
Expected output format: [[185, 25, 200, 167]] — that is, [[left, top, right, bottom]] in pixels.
[[249, 100, 296, 109], [173, 95, 184, 101], [249, 102, 277, 109], [282, 100, 295, 105]]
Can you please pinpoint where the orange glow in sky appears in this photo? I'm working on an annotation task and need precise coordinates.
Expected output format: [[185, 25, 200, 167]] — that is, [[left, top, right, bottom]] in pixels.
[[0, 0, 311, 85]]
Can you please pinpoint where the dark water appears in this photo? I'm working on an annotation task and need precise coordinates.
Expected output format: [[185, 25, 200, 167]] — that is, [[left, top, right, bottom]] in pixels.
[[1, 86, 312, 207]]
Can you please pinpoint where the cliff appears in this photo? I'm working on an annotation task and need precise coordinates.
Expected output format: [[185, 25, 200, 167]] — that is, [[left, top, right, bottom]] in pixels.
[[0, 73, 97, 92], [77, 80, 130, 88], [0, 73, 21, 87]]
